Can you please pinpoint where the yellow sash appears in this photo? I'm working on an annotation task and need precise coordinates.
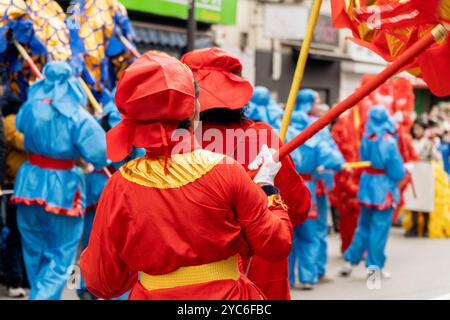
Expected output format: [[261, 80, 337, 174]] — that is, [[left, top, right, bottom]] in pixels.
[[139, 256, 240, 291]]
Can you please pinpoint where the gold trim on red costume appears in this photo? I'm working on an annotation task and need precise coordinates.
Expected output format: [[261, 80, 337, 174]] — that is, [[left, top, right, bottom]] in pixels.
[[119, 149, 226, 189], [267, 194, 289, 211]]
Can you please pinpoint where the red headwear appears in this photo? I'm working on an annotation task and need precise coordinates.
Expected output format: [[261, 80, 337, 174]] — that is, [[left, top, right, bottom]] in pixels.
[[181, 47, 253, 111], [393, 77, 414, 113], [106, 52, 196, 162]]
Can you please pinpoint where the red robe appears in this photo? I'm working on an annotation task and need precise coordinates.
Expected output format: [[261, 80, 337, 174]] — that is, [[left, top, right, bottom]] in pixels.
[[200, 119, 311, 300], [330, 106, 367, 253], [80, 146, 293, 300], [390, 77, 419, 221]]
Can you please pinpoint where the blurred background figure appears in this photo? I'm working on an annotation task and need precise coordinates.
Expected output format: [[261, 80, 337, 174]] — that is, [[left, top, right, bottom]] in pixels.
[[247, 86, 284, 130], [441, 125, 450, 177], [405, 119, 440, 238], [330, 76, 373, 254], [308, 102, 344, 282], [0, 79, 28, 298], [403, 116, 450, 239], [288, 89, 343, 291], [341, 107, 405, 278], [10, 62, 107, 300]]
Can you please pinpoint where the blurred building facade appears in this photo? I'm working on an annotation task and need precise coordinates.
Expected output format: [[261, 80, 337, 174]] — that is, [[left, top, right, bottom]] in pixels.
[[118, 0, 239, 56], [212, 0, 390, 106], [212, 0, 450, 112], [112, 0, 447, 112]]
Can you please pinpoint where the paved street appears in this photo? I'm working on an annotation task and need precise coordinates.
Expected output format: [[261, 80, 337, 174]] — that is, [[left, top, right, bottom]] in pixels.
[[291, 227, 450, 300], [1, 226, 450, 300]]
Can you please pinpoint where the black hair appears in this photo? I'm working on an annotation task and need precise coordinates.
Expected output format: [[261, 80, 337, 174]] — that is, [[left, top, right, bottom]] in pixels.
[[100, 115, 111, 132], [200, 107, 248, 125], [428, 118, 439, 128], [176, 79, 199, 130], [177, 118, 192, 130], [411, 118, 428, 139], [0, 87, 22, 116]]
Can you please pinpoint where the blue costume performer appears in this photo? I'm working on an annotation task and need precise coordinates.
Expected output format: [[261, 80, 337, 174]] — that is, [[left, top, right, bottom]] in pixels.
[[313, 127, 344, 279], [11, 62, 107, 300], [341, 106, 405, 277], [288, 90, 343, 289]]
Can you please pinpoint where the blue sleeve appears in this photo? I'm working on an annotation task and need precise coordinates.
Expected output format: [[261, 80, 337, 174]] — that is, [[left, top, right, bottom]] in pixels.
[[360, 137, 370, 162], [74, 111, 108, 170], [384, 139, 405, 182], [328, 138, 345, 167], [131, 147, 146, 159], [318, 140, 344, 171]]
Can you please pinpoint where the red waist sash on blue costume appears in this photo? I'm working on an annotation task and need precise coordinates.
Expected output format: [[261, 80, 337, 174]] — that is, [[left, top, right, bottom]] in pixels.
[[363, 167, 385, 175], [29, 153, 75, 170]]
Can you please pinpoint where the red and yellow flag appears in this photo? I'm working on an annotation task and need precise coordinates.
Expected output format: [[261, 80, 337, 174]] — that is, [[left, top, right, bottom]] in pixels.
[[331, 0, 450, 96], [0, 0, 71, 97]]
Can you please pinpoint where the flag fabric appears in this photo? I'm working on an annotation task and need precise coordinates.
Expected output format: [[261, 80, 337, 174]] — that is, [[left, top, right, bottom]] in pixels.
[[68, 0, 136, 103], [331, 0, 450, 96], [0, 0, 71, 99], [353, 0, 441, 30], [417, 38, 450, 96]]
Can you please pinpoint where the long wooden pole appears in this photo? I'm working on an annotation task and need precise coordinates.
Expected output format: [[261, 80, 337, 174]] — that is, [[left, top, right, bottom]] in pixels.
[[13, 39, 44, 80], [118, 34, 141, 58], [77, 77, 103, 113], [275, 24, 449, 161], [279, 0, 323, 141], [342, 161, 371, 169]]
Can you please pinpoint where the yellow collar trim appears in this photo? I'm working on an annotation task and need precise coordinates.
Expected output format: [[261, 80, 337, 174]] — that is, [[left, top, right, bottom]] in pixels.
[[119, 149, 225, 189]]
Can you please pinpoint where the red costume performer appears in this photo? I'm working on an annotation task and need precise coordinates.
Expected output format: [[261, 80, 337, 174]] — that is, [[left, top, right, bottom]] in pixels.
[[390, 77, 419, 221], [182, 47, 311, 300], [80, 53, 293, 300], [330, 75, 372, 253]]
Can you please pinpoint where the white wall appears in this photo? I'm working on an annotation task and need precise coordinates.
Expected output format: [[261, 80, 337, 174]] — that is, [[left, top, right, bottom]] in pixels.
[[212, 0, 256, 83], [212, 0, 341, 85]]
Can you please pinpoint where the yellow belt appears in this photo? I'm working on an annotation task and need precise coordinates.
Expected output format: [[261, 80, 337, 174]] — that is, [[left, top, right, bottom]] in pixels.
[[139, 256, 240, 291]]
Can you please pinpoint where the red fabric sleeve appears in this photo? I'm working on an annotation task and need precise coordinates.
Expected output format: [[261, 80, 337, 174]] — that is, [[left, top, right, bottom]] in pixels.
[[248, 122, 311, 226], [275, 154, 311, 226], [227, 162, 293, 262], [80, 176, 138, 299]]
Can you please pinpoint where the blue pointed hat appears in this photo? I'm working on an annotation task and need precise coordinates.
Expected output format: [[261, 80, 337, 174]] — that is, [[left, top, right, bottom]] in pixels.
[[247, 86, 284, 128], [295, 89, 318, 114], [365, 106, 397, 137], [27, 61, 87, 118]]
